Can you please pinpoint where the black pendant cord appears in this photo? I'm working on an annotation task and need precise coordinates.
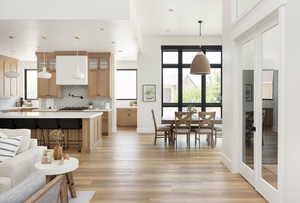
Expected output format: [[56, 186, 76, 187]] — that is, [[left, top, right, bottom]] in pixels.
[[198, 20, 203, 51]]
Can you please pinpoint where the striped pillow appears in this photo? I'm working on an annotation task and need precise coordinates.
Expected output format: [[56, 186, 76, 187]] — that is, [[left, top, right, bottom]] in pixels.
[[0, 136, 22, 163]]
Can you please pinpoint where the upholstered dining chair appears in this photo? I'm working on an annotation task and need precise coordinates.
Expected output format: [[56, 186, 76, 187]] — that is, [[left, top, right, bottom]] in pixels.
[[194, 112, 216, 147], [151, 109, 172, 145], [173, 112, 192, 148]]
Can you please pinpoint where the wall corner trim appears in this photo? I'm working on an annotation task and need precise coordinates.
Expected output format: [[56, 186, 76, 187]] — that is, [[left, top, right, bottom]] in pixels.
[[221, 152, 235, 173]]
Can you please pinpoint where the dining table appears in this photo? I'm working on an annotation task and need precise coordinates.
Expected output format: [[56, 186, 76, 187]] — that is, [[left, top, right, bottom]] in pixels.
[[161, 114, 222, 125], [161, 114, 222, 145]]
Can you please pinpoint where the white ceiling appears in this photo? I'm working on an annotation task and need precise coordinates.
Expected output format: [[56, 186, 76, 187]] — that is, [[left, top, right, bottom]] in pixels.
[[0, 20, 138, 61], [135, 0, 222, 36], [0, 1, 222, 61]]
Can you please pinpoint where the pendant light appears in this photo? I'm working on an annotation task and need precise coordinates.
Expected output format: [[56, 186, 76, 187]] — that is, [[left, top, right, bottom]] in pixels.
[[38, 36, 52, 79], [73, 36, 84, 80], [5, 35, 20, 78], [190, 20, 211, 75]]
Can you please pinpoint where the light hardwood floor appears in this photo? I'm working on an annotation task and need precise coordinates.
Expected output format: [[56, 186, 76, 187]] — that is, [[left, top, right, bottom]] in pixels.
[[68, 130, 266, 203]]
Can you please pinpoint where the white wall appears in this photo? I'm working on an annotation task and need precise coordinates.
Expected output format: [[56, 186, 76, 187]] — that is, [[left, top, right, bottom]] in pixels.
[[137, 35, 222, 133], [283, 0, 300, 202]]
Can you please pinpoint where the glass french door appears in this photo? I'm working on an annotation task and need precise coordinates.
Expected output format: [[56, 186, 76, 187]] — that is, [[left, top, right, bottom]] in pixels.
[[239, 20, 281, 203]]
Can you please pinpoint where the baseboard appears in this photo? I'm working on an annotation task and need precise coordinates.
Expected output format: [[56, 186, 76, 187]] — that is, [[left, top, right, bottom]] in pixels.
[[221, 152, 233, 172], [137, 127, 154, 134]]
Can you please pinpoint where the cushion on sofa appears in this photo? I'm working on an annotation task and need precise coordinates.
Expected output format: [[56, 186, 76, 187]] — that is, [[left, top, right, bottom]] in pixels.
[[0, 132, 7, 138], [0, 136, 22, 163], [0, 171, 45, 203], [0, 129, 31, 153]]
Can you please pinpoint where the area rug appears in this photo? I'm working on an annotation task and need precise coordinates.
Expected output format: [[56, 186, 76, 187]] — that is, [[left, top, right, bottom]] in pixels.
[[69, 191, 95, 203]]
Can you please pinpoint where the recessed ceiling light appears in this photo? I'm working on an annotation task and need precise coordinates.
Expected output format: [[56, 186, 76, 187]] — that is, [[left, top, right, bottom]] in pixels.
[[168, 8, 175, 12]]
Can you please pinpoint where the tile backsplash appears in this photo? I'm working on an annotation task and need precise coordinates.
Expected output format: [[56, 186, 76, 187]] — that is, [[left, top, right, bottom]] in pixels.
[[39, 86, 111, 109], [0, 98, 20, 109]]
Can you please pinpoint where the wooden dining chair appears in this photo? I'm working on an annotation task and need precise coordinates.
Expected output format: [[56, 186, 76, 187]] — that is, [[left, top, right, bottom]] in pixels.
[[151, 109, 171, 145], [173, 112, 192, 148], [194, 112, 216, 147]]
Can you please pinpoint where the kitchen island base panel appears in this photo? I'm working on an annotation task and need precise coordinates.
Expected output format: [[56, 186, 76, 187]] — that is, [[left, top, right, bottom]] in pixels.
[[31, 116, 101, 153], [0, 113, 102, 153]]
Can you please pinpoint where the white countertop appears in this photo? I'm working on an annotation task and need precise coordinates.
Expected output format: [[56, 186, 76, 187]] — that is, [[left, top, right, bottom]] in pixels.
[[33, 108, 113, 112], [0, 111, 103, 119], [0, 106, 39, 111]]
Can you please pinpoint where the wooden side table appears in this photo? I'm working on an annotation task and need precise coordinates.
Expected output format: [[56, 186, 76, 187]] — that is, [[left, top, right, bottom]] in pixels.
[[35, 157, 79, 203]]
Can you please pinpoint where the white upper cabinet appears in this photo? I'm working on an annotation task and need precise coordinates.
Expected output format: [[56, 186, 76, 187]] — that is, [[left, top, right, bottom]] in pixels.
[[56, 56, 88, 85]]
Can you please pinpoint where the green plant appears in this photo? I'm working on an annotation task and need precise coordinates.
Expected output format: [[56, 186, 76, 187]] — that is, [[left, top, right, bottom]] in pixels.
[[49, 130, 64, 146]]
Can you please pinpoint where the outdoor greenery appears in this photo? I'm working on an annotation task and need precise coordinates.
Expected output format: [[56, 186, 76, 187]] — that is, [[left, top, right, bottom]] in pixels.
[[182, 70, 221, 103]]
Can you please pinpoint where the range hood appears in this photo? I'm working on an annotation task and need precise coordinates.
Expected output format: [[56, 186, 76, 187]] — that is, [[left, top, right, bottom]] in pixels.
[[56, 55, 88, 85]]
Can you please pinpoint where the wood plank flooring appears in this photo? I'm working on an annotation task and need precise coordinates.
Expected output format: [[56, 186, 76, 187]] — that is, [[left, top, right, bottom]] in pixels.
[[68, 130, 266, 203]]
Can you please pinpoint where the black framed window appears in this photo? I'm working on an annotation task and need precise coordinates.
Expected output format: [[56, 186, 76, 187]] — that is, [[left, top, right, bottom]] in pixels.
[[116, 69, 137, 100], [162, 45, 222, 118], [24, 69, 38, 100]]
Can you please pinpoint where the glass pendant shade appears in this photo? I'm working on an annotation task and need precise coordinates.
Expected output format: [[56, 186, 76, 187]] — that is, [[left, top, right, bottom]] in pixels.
[[5, 71, 20, 78], [38, 67, 52, 79], [190, 52, 211, 75]]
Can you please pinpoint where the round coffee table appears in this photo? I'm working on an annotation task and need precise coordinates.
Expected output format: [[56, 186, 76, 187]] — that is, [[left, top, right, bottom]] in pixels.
[[35, 157, 79, 201]]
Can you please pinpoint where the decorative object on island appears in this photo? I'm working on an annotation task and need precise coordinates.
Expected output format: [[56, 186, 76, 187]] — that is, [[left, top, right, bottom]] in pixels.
[[41, 149, 53, 164], [190, 20, 211, 75], [143, 84, 156, 102], [38, 36, 52, 79], [49, 130, 64, 160]]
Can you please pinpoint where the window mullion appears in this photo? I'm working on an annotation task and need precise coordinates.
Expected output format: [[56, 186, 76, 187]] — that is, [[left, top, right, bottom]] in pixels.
[[178, 48, 183, 112]]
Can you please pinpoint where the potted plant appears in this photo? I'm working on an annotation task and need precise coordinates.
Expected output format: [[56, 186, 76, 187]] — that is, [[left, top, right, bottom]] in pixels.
[[88, 101, 94, 109], [49, 130, 64, 160], [187, 105, 197, 115]]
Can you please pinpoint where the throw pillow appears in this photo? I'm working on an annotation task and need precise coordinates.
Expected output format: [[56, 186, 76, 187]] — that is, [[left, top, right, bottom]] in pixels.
[[0, 136, 22, 163], [0, 129, 31, 153]]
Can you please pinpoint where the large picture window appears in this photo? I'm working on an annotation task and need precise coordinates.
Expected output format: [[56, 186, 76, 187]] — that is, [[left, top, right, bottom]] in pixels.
[[162, 45, 222, 118], [116, 69, 137, 100], [24, 69, 38, 100]]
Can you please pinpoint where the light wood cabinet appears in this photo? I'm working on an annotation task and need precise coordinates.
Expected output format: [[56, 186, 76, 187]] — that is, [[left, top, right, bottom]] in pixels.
[[0, 55, 20, 98], [117, 108, 137, 127], [102, 111, 112, 136], [38, 71, 62, 98], [88, 53, 112, 98], [36, 53, 62, 98]]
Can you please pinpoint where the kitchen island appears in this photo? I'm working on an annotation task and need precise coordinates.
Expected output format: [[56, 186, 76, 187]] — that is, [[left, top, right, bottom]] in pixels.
[[0, 112, 103, 153]]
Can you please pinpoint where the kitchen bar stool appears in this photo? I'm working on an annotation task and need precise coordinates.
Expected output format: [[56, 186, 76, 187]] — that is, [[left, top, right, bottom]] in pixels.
[[59, 119, 82, 151], [0, 119, 15, 128], [37, 119, 59, 148], [14, 119, 37, 129]]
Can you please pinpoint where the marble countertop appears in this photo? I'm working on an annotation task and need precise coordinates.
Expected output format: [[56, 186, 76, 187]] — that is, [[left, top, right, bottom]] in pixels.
[[0, 106, 39, 111], [0, 111, 103, 119], [33, 108, 113, 112]]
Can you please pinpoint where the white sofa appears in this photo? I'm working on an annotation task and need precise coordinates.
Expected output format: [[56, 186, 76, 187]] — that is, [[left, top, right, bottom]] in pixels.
[[0, 129, 46, 193]]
